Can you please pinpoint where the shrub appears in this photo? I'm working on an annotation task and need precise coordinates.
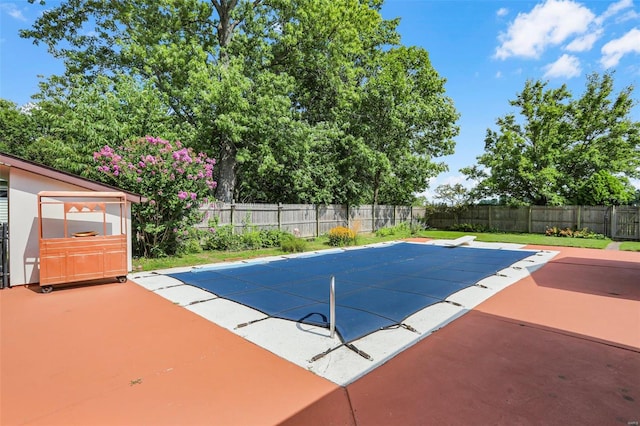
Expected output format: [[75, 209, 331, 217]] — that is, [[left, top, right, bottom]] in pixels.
[[376, 227, 394, 237], [545, 226, 605, 239], [241, 231, 263, 250], [259, 229, 285, 248], [204, 224, 242, 251], [176, 227, 204, 255], [281, 234, 307, 253], [449, 223, 496, 233], [375, 222, 414, 237], [328, 226, 356, 246], [203, 219, 289, 251]]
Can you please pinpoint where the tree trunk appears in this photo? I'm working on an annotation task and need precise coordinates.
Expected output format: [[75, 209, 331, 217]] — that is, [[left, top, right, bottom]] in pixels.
[[216, 142, 237, 202], [213, 0, 238, 63], [211, 0, 241, 202]]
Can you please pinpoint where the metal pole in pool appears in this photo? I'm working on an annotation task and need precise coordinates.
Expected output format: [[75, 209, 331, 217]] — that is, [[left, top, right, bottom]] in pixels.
[[330, 275, 336, 338]]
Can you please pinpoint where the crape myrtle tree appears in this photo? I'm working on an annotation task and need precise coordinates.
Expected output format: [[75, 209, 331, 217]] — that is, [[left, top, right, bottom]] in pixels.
[[463, 73, 639, 206], [94, 137, 216, 257], [23, 0, 458, 205]]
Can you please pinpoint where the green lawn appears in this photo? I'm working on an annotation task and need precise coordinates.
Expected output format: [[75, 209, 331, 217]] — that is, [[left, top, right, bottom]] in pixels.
[[620, 241, 640, 252], [133, 229, 614, 271], [418, 230, 612, 249]]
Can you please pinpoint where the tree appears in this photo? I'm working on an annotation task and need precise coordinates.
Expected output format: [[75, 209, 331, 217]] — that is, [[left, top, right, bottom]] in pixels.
[[0, 99, 38, 155], [576, 171, 635, 205], [463, 73, 639, 206], [348, 47, 458, 206], [20, 74, 195, 176], [22, 0, 458, 205], [433, 183, 470, 207], [94, 137, 216, 257]]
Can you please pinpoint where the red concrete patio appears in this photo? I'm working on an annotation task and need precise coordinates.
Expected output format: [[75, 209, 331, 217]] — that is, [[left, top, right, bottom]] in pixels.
[[1, 245, 638, 425]]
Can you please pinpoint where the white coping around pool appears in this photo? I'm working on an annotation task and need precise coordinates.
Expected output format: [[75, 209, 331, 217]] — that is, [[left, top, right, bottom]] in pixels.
[[129, 240, 559, 386]]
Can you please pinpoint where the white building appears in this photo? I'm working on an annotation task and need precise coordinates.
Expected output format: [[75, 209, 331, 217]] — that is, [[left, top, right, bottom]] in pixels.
[[0, 152, 143, 287]]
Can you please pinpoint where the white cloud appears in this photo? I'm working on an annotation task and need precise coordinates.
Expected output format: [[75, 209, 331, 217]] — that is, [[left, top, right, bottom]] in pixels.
[[543, 54, 582, 78], [601, 27, 640, 68], [565, 29, 603, 52], [616, 9, 640, 23], [495, 71, 502, 78], [497, 7, 509, 17], [0, 3, 27, 21], [594, 0, 634, 25], [495, 0, 595, 59]]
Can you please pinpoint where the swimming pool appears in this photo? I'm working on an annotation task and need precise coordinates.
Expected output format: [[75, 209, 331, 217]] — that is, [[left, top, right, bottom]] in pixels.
[[168, 242, 533, 344]]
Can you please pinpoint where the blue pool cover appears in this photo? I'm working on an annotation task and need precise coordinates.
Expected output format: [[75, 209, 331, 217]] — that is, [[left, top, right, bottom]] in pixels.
[[168, 243, 532, 343]]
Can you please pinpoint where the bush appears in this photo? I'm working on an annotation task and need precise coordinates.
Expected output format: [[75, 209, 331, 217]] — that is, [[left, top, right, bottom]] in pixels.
[[203, 224, 242, 251], [202, 219, 290, 251], [280, 235, 307, 253], [375, 222, 414, 237], [448, 223, 497, 233], [176, 227, 204, 255], [260, 229, 285, 248], [545, 226, 605, 239], [241, 230, 263, 250], [376, 227, 394, 237], [328, 226, 356, 246]]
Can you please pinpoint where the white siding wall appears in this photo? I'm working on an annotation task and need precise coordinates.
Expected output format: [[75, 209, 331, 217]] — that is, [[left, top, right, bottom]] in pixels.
[[9, 168, 133, 285]]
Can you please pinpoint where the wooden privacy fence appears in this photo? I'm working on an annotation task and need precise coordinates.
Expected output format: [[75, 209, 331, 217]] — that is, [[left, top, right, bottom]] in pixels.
[[197, 203, 639, 241], [197, 202, 427, 237], [427, 205, 639, 240]]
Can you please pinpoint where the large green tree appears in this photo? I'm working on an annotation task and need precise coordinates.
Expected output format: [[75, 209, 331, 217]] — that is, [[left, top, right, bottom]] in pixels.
[[463, 73, 639, 205], [348, 46, 458, 205], [23, 0, 458, 204], [0, 99, 37, 155]]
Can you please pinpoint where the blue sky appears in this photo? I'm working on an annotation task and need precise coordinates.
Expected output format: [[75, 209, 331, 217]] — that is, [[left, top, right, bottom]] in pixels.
[[1, 0, 639, 194]]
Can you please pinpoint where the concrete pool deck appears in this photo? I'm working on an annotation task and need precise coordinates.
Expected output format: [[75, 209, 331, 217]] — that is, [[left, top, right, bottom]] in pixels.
[[1, 242, 639, 425]]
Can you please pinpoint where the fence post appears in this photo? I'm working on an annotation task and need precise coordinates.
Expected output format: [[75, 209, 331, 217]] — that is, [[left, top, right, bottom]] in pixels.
[[410, 205, 413, 229], [611, 205, 616, 238], [488, 205, 492, 229], [346, 204, 350, 230], [315, 204, 320, 237], [277, 203, 282, 231], [371, 204, 376, 232], [230, 200, 236, 234], [527, 206, 532, 234], [576, 205, 582, 229]]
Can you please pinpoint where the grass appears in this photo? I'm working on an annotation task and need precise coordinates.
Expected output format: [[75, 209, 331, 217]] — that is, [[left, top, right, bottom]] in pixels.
[[419, 230, 612, 249], [133, 229, 616, 271], [620, 241, 640, 252]]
